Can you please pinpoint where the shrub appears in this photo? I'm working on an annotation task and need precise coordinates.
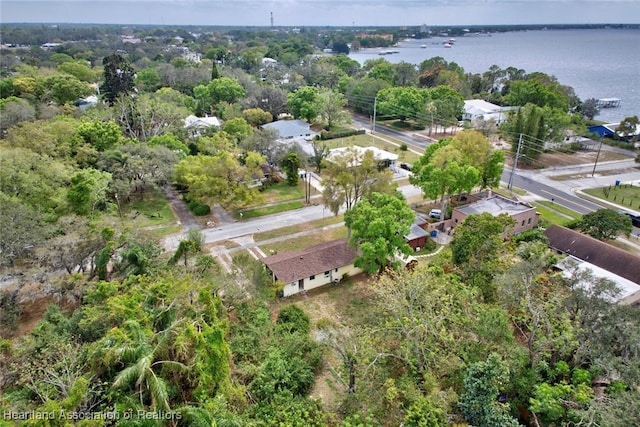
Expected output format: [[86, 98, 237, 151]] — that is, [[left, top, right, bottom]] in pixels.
[[316, 128, 366, 140], [277, 305, 310, 334], [189, 201, 211, 216], [399, 143, 408, 151]]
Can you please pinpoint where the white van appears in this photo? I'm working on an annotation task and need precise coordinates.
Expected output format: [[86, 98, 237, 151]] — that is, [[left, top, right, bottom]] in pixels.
[[429, 209, 442, 219]]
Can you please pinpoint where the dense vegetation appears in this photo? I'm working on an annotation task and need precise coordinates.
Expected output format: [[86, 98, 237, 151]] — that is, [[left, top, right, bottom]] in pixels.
[[1, 24, 639, 426]]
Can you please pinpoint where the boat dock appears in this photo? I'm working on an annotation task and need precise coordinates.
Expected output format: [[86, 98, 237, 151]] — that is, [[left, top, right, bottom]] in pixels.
[[597, 98, 621, 108]]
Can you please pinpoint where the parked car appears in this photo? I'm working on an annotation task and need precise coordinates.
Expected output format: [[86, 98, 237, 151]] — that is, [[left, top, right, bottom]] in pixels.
[[620, 211, 640, 227], [400, 163, 412, 171], [429, 209, 442, 220]]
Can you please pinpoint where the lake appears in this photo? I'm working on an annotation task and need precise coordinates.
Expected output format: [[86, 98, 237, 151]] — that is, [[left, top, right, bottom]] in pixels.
[[349, 28, 640, 123]]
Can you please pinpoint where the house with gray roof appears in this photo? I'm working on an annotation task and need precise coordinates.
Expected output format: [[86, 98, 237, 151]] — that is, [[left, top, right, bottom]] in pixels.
[[451, 192, 539, 234], [261, 119, 316, 141]]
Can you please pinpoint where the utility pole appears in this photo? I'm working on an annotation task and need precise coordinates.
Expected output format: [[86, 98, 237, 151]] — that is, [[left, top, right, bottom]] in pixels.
[[591, 137, 603, 177], [372, 96, 377, 134], [508, 133, 523, 190]]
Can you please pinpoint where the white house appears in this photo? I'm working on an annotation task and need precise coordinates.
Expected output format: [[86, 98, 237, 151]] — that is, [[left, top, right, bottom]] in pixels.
[[184, 115, 221, 137], [463, 99, 511, 125], [262, 239, 362, 297], [327, 146, 398, 169]]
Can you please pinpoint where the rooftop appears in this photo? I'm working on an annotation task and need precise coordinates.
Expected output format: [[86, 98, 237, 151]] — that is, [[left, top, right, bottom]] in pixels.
[[456, 194, 535, 216], [261, 119, 313, 139], [544, 224, 640, 286], [262, 239, 356, 284]]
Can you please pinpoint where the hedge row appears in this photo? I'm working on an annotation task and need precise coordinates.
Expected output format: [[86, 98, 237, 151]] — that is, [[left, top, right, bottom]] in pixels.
[[315, 128, 366, 141]]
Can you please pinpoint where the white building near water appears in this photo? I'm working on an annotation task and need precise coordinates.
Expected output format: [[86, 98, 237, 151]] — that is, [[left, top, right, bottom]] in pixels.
[[463, 99, 512, 125]]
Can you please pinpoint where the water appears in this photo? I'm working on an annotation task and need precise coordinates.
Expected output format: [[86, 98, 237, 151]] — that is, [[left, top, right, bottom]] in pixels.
[[349, 29, 640, 123]]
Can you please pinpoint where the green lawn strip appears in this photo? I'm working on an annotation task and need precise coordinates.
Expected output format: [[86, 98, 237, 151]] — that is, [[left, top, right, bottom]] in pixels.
[[495, 186, 527, 197], [535, 200, 582, 220], [253, 215, 345, 242], [234, 200, 304, 219], [260, 181, 307, 204], [532, 203, 576, 225], [259, 227, 348, 254], [125, 194, 176, 227], [144, 224, 183, 238], [583, 185, 640, 211]]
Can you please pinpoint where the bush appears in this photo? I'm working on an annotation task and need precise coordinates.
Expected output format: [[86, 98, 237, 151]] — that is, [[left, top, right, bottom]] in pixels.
[[399, 143, 408, 151], [277, 305, 310, 334], [316, 128, 365, 141], [189, 201, 211, 216]]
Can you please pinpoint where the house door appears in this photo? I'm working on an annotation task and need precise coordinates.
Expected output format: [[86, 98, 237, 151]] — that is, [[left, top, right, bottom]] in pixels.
[[298, 279, 304, 290]]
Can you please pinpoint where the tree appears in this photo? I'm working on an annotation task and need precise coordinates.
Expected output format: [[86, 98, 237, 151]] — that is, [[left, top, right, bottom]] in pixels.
[[100, 53, 135, 106], [376, 86, 429, 121], [76, 119, 122, 152], [309, 140, 329, 173], [193, 77, 245, 116], [503, 105, 546, 166], [617, 115, 639, 142], [318, 88, 350, 130], [222, 117, 253, 142], [450, 212, 514, 301], [345, 77, 391, 117], [243, 107, 272, 127], [287, 86, 320, 122], [281, 151, 301, 186], [458, 353, 520, 427], [0, 97, 36, 134], [67, 168, 112, 216], [344, 192, 414, 274], [504, 75, 570, 111], [410, 141, 480, 216], [321, 147, 396, 216], [580, 98, 600, 120], [41, 74, 92, 105], [0, 193, 48, 266], [174, 152, 265, 208], [579, 208, 632, 240]]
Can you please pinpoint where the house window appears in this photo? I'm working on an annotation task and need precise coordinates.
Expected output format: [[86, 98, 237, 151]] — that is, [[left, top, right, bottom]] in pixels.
[[521, 220, 525, 226], [528, 217, 531, 224], [324, 271, 330, 277], [335, 268, 338, 272], [310, 275, 315, 280], [455, 218, 458, 223]]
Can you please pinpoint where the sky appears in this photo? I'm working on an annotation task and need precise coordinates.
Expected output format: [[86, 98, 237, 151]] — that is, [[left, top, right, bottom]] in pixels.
[[2, 0, 640, 27]]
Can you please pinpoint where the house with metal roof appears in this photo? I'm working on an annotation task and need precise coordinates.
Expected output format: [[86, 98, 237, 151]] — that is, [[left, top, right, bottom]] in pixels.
[[261, 119, 316, 141], [463, 99, 512, 125], [588, 122, 640, 140], [262, 239, 362, 297]]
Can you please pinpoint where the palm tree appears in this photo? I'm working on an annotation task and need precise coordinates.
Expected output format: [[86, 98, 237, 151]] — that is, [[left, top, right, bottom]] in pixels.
[[110, 320, 185, 411]]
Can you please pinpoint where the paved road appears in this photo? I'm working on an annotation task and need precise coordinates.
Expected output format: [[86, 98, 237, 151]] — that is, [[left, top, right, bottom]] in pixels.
[[164, 183, 423, 250]]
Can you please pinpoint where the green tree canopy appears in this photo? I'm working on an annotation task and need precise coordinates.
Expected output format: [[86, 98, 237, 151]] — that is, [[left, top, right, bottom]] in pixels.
[[287, 86, 320, 122], [344, 192, 414, 274], [579, 208, 632, 240]]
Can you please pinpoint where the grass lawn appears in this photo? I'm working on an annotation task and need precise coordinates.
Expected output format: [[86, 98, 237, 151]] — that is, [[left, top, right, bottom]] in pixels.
[[145, 224, 182, 238], [321, 133, 421, 164], [259, 226, 348, 254], [583, 184, 640, 211], [533, 202, 578, 226], [125, 194, 176, 228], [253, 215, 344, 242], [235, 200, 305, 220], [260, 180, 318, 205], [536, 200, 583, 220]]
